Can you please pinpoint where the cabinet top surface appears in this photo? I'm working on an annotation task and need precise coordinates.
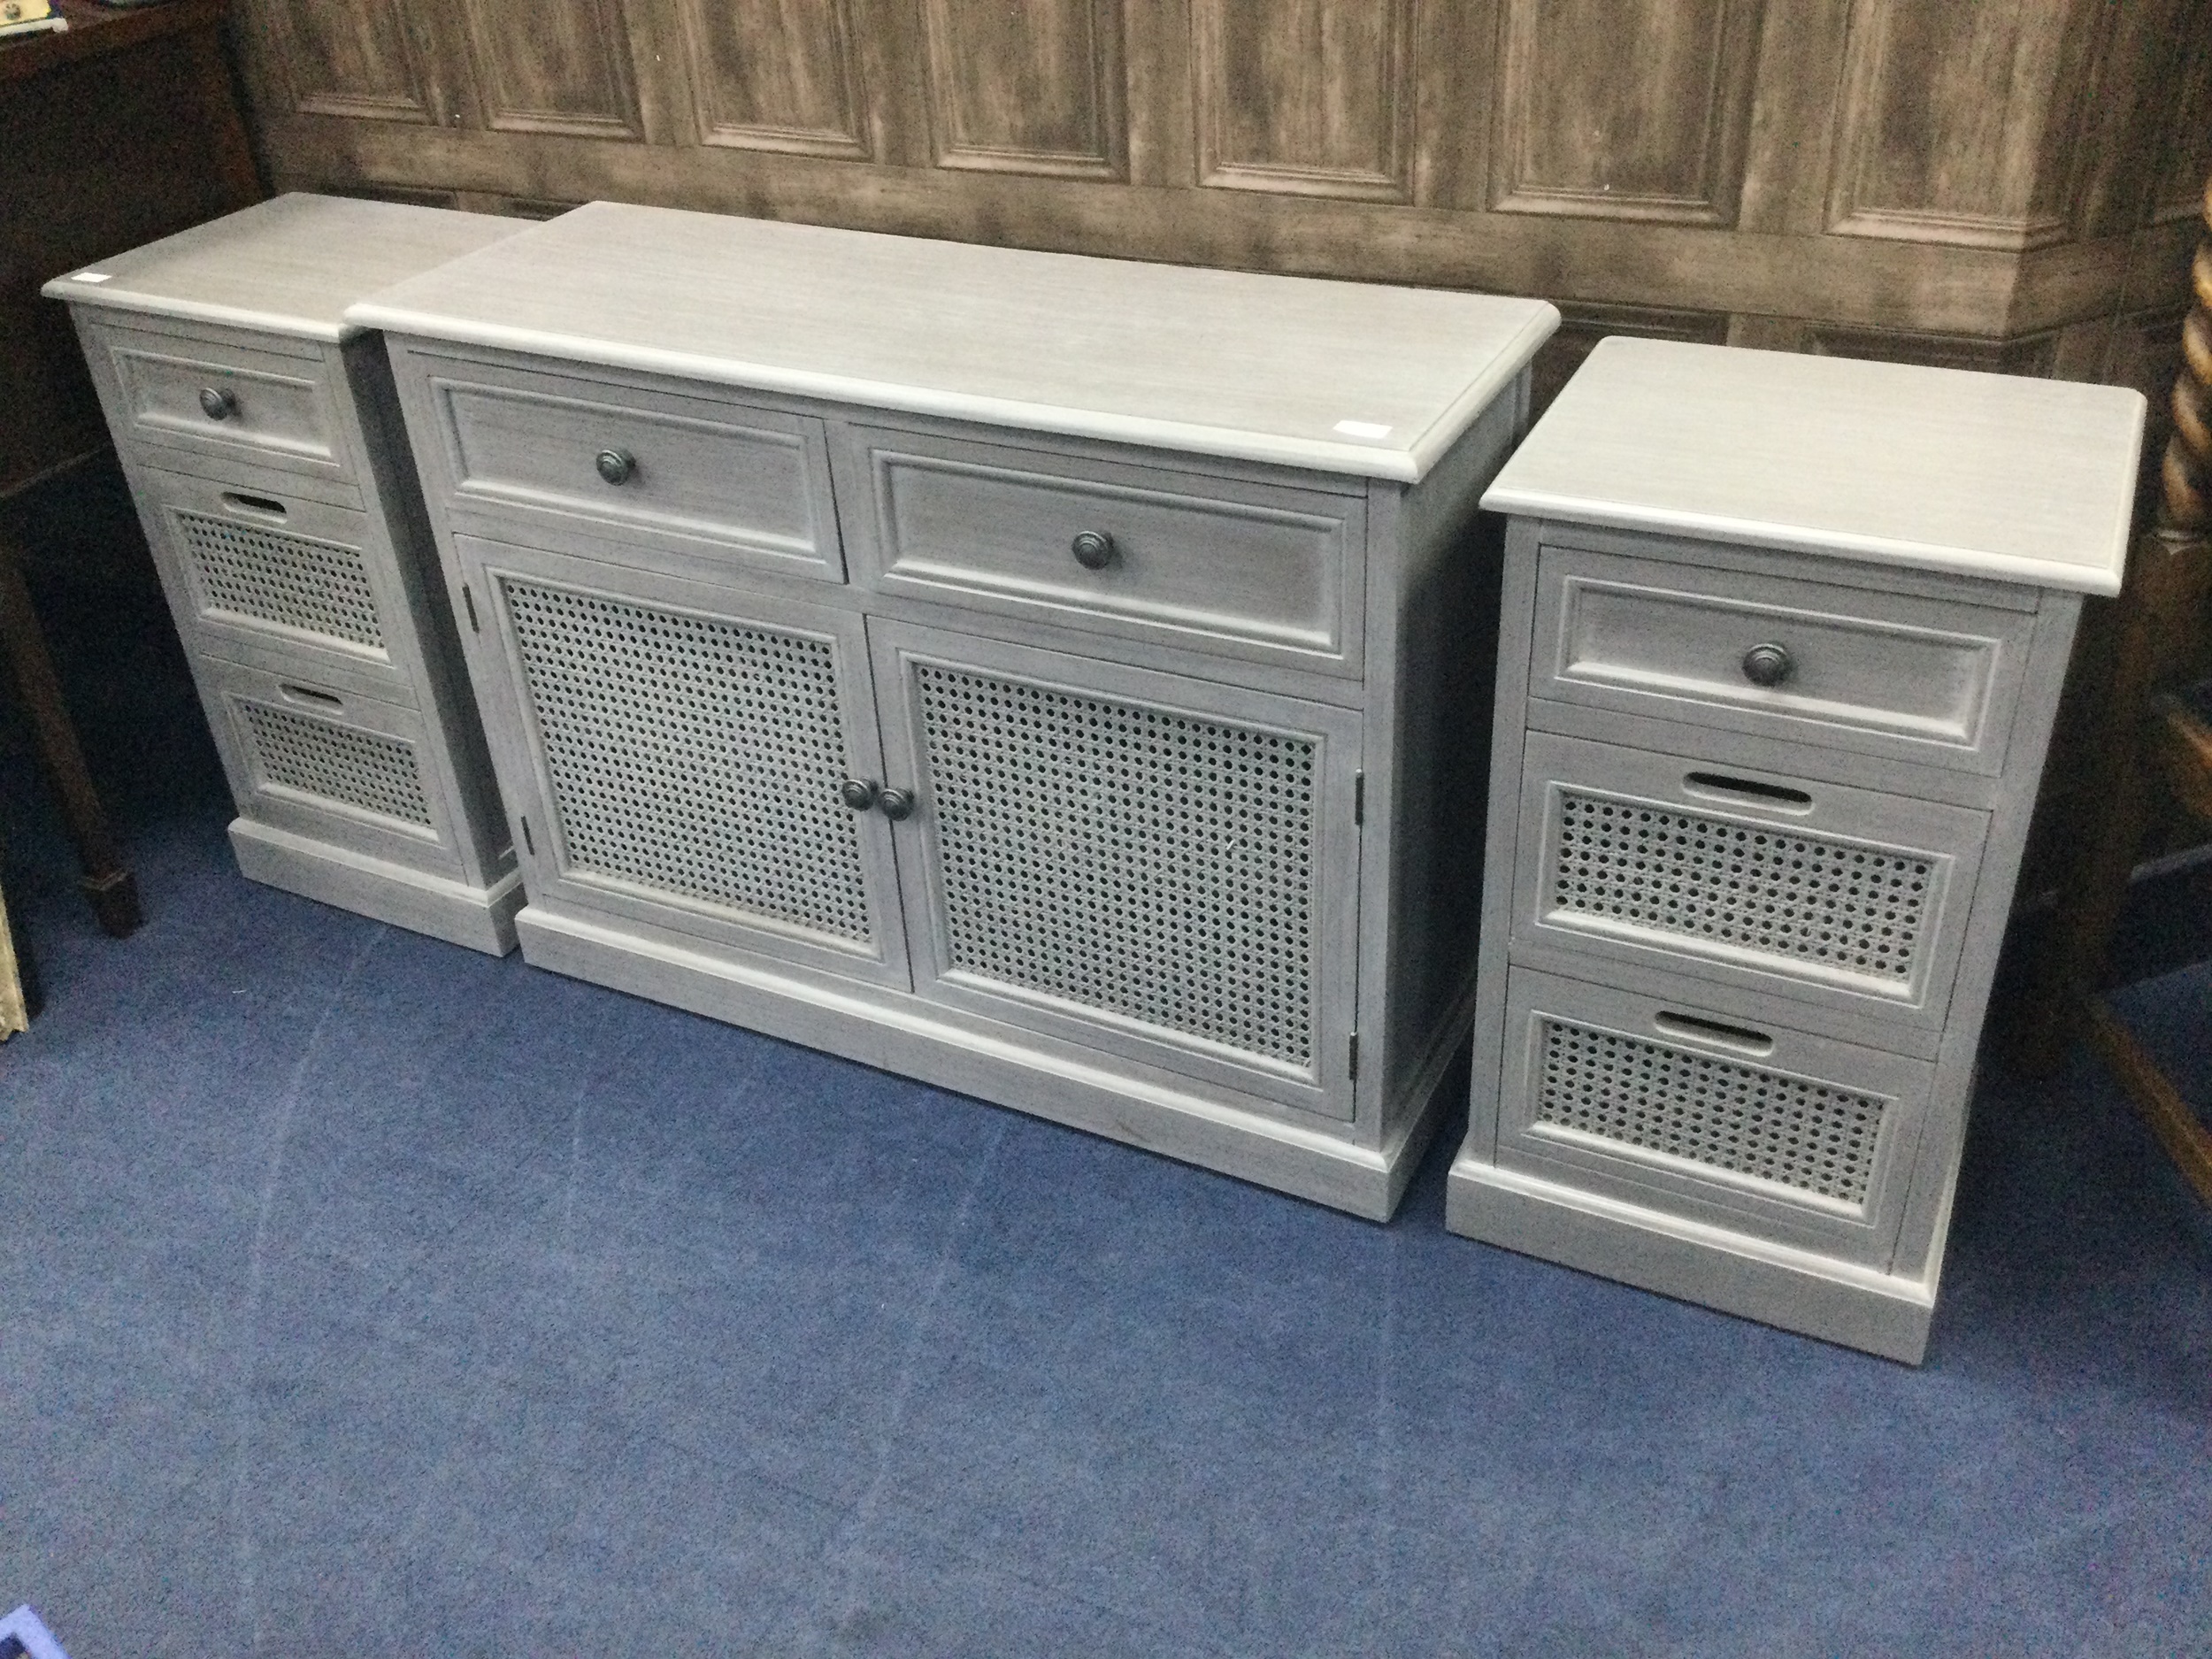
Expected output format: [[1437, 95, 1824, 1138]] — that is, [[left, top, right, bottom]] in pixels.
[[1484, 338, 2147, 594], [342, 201, 1560, 483], [42, 194, 535, 344]]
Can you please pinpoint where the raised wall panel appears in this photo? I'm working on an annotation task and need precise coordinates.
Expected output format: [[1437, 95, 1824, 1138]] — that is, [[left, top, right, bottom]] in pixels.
[[1190, 0, 1415, 202], [1825, 0, 2101, 250], [675, 0, 873, 157], [267, 0, 436, 123], [920, 0, 1126, 179], [1491, 0, 1763, 227], [458, 0, 646, 140], [2150, 27, 2212, 225]]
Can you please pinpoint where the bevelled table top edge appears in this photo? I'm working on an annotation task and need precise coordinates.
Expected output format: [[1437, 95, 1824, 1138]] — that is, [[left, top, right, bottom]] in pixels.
[[1483, 336, 2147, 596], [41, 193, 534, 346], [341, 200, 1563, 485]]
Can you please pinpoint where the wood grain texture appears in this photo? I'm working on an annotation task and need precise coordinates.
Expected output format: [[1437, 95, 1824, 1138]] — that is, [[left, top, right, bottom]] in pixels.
[[1486, 337, 2146, 593], [1190, 0, 1413, 201], [457, 0, 645, 139], [1491, 0, 1763, 226], [345, 202, 1559, 481], [257, 0, 437, 122], [42, 195, 531, 342], [1825, 0, 2102, 250], [673, 0, 872, 157], [920, 0, 1125, 179]]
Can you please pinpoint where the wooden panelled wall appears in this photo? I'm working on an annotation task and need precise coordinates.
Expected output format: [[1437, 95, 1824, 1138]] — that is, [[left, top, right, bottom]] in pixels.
[[227, 0, 2212, 877], [232, 0, 2212, 405]]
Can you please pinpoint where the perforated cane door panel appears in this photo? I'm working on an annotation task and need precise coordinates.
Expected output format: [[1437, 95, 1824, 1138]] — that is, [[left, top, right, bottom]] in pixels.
[[455, 537, 910, 986], [137, 467, 415, 698], [871, 622, 1363, 1118], [1494, 968, 1933, 1263], [1513, 731, 1989, 1041]]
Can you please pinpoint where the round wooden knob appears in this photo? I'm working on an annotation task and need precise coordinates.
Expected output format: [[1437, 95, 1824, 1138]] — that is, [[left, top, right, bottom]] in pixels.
[[1741, 642, 1793, 687]]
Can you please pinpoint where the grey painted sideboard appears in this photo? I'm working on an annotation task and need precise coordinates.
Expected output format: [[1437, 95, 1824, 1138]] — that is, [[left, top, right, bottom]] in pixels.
[[347, 201, 1558, 1217], [1451, 338, 2147, 1361], [45, 196, 530, 953]]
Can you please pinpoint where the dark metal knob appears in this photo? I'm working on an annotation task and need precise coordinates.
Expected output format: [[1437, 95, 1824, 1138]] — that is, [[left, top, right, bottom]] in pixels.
[[198, 387, 236, 420], [839, 778, 880, 811], [878, 787, 916, 822], [595, 449, 635, 486], [1741, 642, 1793, 687], [1070, 530, 1116, 571]]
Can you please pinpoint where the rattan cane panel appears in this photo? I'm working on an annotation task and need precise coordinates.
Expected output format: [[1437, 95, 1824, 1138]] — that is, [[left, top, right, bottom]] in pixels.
[[915, 664, 1317, 1069], [241, 702, 433, 826], [503, 582, 872, 942], [174, 509, 384, 649], [1533, 1017, 1887, 1205], [1549, 791, 1935, 984]]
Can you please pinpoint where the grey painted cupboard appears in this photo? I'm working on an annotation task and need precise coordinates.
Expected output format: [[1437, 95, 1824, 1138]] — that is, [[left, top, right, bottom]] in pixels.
[[348, 202, 1558, 1217], [1451, 338, 2147, 1360], [45, 196, 530, 953]]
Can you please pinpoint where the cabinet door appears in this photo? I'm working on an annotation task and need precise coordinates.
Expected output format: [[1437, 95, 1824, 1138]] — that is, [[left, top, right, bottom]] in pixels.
[[452, 534, 910, 988], [869, 621, 1363, 1118]]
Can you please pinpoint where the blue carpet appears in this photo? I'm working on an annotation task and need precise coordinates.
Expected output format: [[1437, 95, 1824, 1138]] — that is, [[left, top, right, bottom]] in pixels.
[[3, 463, 2209, 1655]]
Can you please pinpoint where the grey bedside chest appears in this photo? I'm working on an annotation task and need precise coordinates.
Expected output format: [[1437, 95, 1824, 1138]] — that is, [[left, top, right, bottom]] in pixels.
[[1449, 337, 2146, 1362], [45, 196, 532, 953], [348, 202, 1557, 1217]]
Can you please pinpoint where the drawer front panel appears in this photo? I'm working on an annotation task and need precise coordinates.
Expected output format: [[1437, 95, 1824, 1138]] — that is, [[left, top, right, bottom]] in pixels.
[[197, 656, 461, 876], [1533, 543, 2032, 773], [136, 466, 410, 692], [873, 622, 1363, 1119], [845, 427, 1363, 676], [91, 322, 349, 483], [453, 536, 910, 989], [421, 356, 842, 580], [1515, 732, 1988, 1035], [1496, 967, 1932, 1263]]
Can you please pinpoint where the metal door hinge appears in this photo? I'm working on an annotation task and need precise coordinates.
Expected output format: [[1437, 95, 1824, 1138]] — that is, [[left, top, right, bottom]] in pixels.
[[1354, 771, 1364, 826], [1348, 1031, 1359, 1079], [462, 584, 480, 634], [518, 815, 534, 856]]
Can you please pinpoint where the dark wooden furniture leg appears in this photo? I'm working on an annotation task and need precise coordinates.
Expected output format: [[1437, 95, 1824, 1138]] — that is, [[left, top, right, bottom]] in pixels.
[[2015, 176, 2212, 1202], [0, 523, 141, 937]]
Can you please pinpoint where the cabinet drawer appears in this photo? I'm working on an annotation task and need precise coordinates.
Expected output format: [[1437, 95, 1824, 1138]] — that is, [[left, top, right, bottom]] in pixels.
[[1513, 731, 1987, 1040], [411, 352, 843, 582], [197, 654, 461, 878], [84, 319, 352, 487], [1532, 542, 2034, 774], [135, 465, 413, 696], [841, 426, 1365, 677], [1494, 967, 1932, 1265]]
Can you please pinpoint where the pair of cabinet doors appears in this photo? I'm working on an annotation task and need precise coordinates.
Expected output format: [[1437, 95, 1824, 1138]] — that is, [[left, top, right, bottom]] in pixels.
[[452, 534, 1368, 1122]]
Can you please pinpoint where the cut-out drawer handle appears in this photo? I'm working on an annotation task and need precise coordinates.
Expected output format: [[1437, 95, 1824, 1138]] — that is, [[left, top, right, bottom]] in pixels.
[[221, 491, 287, 520], [1070, 530, 1116, 571], [1741, 641, 1793, 687], [1683, 771, 1813, 809], [595, 448, 635, 486], [198, 387, 237, 421], [1652, 1010, 1775, 1056], [278, 683, 344, 711]]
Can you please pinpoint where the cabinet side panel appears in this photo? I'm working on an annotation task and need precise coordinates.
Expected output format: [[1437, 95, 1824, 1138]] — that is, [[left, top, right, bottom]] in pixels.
[[1889, 590, 2082, 1286], [339, 333, 515, 885], [1375, 382, 1525, 1133]]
